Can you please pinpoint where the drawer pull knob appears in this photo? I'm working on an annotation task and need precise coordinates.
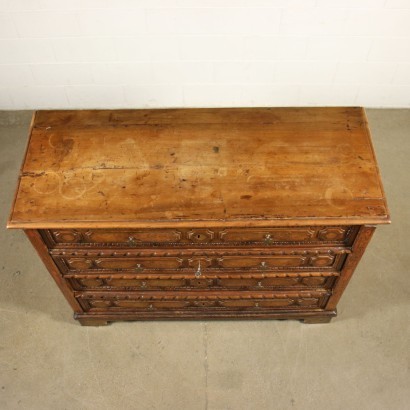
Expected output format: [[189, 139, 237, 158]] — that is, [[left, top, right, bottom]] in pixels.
[[260, 261, 268, 270], [141, 281, 147, 288], [264, 234, 272, 244], [135, 264, 143, 272], [257, 281, 263, 287], [128, 236, 136, 245], [195, 261, 202, 278]]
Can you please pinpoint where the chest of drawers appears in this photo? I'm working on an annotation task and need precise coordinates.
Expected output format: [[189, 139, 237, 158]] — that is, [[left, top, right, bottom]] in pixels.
[[7, 108, 390, 326]]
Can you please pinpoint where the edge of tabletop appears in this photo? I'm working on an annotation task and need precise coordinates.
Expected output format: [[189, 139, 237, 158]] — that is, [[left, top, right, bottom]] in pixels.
[[7, 111, 37, 231], [361, 107, 391, 225], [6, 216, 391, 230]]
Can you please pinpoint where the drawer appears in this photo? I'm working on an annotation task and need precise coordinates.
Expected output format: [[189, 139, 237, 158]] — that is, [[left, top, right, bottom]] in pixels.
[[66, 272, 339, 291], [41, 226, 357, 248], [75, 290, 331, 312], [51, 249, 349, 274], [215, 273, 337, 290], [43, 229, 183, 247]]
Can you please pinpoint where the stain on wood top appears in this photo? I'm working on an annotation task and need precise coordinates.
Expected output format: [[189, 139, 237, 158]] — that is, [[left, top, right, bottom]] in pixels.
[[8, 107, 390, 228]]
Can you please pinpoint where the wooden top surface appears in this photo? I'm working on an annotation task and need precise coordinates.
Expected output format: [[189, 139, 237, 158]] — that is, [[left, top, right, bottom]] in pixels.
[[8, 107, 390, 229]]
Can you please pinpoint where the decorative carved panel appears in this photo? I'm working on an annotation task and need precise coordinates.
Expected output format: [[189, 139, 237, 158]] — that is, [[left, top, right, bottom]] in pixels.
[[76, 290, 330, 312], [309, 255, 336, 267], [219, 228, 316, 243], [317, 227, 349, 241], [187, 229, 215, 242], [42, 225, 356, 249], [67, 271, 338, 292], [52, 230, 82, 243]]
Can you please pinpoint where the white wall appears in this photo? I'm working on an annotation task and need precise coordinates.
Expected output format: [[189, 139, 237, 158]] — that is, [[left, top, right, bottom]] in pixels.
[[0, 0, 410, 109]]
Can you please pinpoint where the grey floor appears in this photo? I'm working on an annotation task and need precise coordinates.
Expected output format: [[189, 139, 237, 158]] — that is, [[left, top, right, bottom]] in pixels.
[[0, 110, 409, 410]]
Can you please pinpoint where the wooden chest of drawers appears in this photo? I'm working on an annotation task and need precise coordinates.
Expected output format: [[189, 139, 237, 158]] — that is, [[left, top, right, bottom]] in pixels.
[[7, 108, 390, 326]]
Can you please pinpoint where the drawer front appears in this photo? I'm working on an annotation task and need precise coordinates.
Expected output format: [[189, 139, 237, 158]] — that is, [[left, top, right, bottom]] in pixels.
[[61, 257, 183, 271], [43, 229, 182, 247], [42, 226, 357, 248], [67, 272, 338, 291], [76, 291, 330, 312], [52, 249, 348, 274]]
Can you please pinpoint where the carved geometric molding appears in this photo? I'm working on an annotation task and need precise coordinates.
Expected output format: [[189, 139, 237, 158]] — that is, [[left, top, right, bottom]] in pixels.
[[58, 252, 342, 274], [187, 257, 213, 268], [78, 291, 327, 301], [77, 278, 105, 288], [69, 274, 335, 291], [187, 229, 215, 242], [52, 229, 184, 246], [172, 230, 183, 241], [76, 290, 331, 312], [317, 227, 348, 241], [83, 230, 95, 242], [83, 295, 326, 310], [47, 226, 353, 248], [51, 248, 344, 258], [52, 229, 83, 243], [66, 258, 94, 270], [309, 255, 335, 267]]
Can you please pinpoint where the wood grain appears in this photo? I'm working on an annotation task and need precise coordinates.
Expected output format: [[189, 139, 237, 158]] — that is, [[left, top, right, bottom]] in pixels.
[[325, 225, 376, 310], [8, 107, 389, 229], [24, 229, 83, 313], [7, 108, 390, 326]]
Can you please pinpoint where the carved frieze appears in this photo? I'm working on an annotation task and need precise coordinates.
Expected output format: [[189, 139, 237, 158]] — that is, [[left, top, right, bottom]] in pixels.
[[67, 272, 339, 292], [54, 250, 345, 274], [77, 290, 330, 311], [42, 225, 356, 248]]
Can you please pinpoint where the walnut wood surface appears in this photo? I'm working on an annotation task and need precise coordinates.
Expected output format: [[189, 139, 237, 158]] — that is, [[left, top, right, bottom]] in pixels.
[[40, 225, 357, 247], [8, 107, 389, 229], [75, 310, 337, 326], [7, 108, 390, 326], [24, 229, 83, 313], [326, 225, 375, 310]]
